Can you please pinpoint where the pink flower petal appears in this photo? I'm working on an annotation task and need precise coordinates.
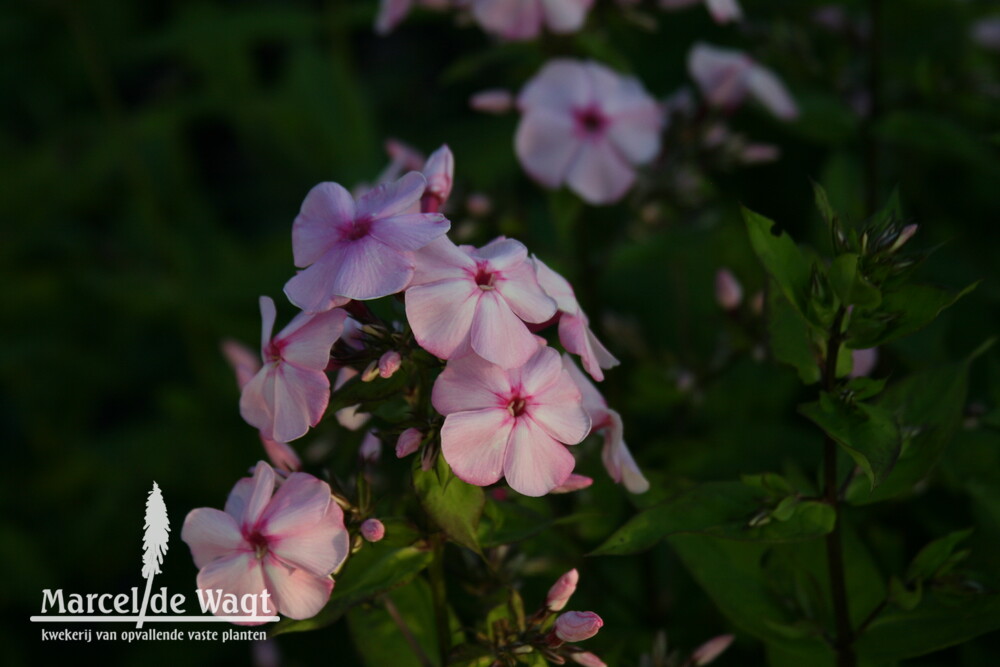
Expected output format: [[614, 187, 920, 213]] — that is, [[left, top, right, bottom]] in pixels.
[[259, 296, 278, 355], [262, 558, 334, 620], [278, 308, 348, 370], [406, 279, 479, 360], [565, 137, 636, 205], [503, 417, 575, 496], [441, 408, 513, 486], [259, 473, 332, 538], [196, 552, 271, 624], [529, 375, 591, 445], [559, 313, 619, 381], [181, 508, 243, 569], [542, 0, 593, 33], [292, 182, 356, 268], [516, 109, 582, 188], [271, 365, 329, 443], [369, 213, 450, 252], [237, 462, 278, 527], [410, 237, 475, 285], [471, 290, 540, 369], [375, 0, 414, 35], [240, 367, 277, 437], [355, 171, 426, 220], [270, 502, 350, 577], [495, 261, 557, 323], [747, 64, 799, 120], [533, 256, 579, 314], [706, 0, 742, 23], [432, 353, 510, 415], [601, 410, 649, 493], [222, 339, 261, 390], [473, 237, 529, 270], [473, 0, 544, 40], [518, 59, 594, 112], [261, 436, 302, 473], [561, 353, 608, 417]]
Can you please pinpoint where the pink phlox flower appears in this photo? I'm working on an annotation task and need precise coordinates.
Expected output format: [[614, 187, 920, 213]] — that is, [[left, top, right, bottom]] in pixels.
[[284, 172, 451, 310], [533, 255, 619, 381], [688, 43, 798, 120], [516, 59, 664, 205], [659, 0, 742, 24], [432, 345, 591, 496], [471, 0, 593, 41], [181, 461, 350, 623], [562, 355, 649, 493], [239, 297, 347, 444], [223, 340, 303, 472], [406, 236, 557, 369], [470, 88, 514, 114]]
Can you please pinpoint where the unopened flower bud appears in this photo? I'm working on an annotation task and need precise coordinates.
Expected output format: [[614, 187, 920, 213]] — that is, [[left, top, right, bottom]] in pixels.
[[715, 268, 743, 311], [378, 350, 402, 379], [396, 428, 422, 458], [555, 611, 603, 642], [361, 360, 380, 382], [360, 518, 386, 543], [469, 88, 513, 114], [889, 224, 918, 253], [422, 145, 454, 212], [849, 347, 878, 379], [571, 652, 607, 667], [359, 431, 382, 463], [546, 569, 579, 611], [691, 634, 735, 665], [551, 475, 594, 494]]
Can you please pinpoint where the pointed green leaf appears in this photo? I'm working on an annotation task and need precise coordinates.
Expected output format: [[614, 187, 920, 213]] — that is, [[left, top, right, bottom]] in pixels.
[[829, 253, 882, 309], [768, 289, 822, 385], [800, 396, 901, 489], [744, 207, 814, 315], [907, 528, 974, 583], [847, 282, 978, 349], [812, 181, 837, 227], [414, 456, 485, 555]]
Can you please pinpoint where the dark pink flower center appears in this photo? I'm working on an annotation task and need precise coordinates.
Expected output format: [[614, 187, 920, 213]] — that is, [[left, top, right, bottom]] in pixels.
[[507, 395, 527, 417], [343, 216, 373, 242], [264, 340, 286, 364], [245, 529, 271, 560], [573, 106, 609, 137], [475, 263, 496, 290]]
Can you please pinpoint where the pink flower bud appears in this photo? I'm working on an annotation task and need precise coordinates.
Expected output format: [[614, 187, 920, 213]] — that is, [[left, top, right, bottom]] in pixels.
[[715, 268, 743, 310], [691, 634, 735, 665], [849, 347, 878, 379], [890, 224, 918, 252], [571, 652, 607, 667], [396, 428, 422, 458], [360, 518, 386, 543], [546, 569, 579, 611], [422, 145, 454, 212], [359, 431, 382, 463], [378, 350, 402, 379], [551, 474, 594, 494], [469, 88, 513, 114], [555, 611, 603, 642]]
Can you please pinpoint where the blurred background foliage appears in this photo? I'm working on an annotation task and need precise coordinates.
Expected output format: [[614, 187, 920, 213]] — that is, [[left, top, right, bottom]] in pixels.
[[3, 0, 1000, 665]]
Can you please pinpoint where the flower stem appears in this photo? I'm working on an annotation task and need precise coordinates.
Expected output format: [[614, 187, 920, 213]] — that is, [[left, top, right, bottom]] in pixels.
[[429, 537, 451, 665], [823, 307, 856, 667], [385, 597, 435, 667]]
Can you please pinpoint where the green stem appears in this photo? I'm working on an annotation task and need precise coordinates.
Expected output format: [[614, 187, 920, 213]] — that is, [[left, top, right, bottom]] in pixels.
[[429, 538, 451, 665], [823, 307, 856, 667], [385, 597, 435, 667]]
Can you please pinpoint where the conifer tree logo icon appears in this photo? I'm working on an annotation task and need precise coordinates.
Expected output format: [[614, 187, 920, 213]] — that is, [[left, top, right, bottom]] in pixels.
[[136, 481, 169, 629]]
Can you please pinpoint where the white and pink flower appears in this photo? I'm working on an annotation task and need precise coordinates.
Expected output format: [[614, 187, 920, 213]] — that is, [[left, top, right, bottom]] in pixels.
[[239, 297, 347, 444], [181, 462, 350, 623], [688, 43, 798, 120], [471, 0, 593, 41], [516, 59, 664, 205], [406, 237, 557, 369], [432, 346, 591, 496], [284, 172, 450, 310]]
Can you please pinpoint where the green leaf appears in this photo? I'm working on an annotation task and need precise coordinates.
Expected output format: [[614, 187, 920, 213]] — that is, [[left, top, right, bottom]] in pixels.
[[844, 377, 887, 401], [846, 344, 990, 504], [741, 472, 795, 500], [485, 589, 526, 643], [800, 396, 901, 489], [768, 288, 822, 385], [856, 592, 1000, 660], [811, 181, 837, 227], [271, 542, 433, 635], [590, 482, 835, 556], [478, 500, 551, 548], [829, 253, 881, 309], [744, 207, 814, 315], [906, 528, 974, 582], [847, 283, 978, 349], [328, 367, 410, 413], [347, 578, 446, 667], [414, 455, 485, 555], [888, 576, 923, 611]]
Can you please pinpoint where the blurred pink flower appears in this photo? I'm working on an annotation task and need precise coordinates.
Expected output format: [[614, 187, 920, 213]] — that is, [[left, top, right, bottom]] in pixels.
[[181, 462, 349, 622], [691, 634, 735, 665], [239, 297, 347, 444], [359, 431, 383, 463], [571, 652, 607, 667], [972, 18, 1000, 51], [688, 43, 798, 120], [375, 0, 452, 35], [516, 59, 664, 205], [406, 237, 557, 369], [432, 346, 591, 496], [223, 340, 303, 472], [555, 611, 603, 642], [360, 518, 386, 543], [472, 0, 593, 41], [470, 88, 514, 114], [714, 268, 743, 310], [849, 347, 878, 378], [546, 568, 579, 611], [284, 172, 450, 310], [534, 256, 619, 381], [563, 355, 649, 493], [659, 0, 742, 24]]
